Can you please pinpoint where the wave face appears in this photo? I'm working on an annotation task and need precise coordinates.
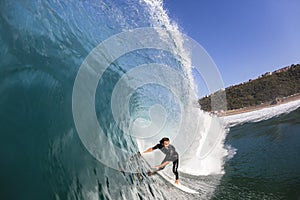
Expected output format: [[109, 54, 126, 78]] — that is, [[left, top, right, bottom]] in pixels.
[[0, 0, 228, 199]]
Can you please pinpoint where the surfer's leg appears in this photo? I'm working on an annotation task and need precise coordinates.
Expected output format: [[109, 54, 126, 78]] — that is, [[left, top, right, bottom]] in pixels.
[[147, 159, 166, 176], [172, 159, 179, 181], [158, 157, 169, 170]]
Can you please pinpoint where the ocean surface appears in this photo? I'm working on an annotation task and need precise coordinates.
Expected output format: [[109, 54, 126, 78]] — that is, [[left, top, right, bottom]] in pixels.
[[216, 107, 300, 200], [1, 1, 299, 199]]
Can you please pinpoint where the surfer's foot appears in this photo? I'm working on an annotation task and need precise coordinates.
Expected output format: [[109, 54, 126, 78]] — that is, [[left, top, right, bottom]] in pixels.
[[175, 179, 179, 184], [119, 168, 125, 175]]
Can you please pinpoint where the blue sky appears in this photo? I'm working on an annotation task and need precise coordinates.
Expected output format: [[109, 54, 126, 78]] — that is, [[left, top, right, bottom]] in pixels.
[[164, 0, 300, 96]]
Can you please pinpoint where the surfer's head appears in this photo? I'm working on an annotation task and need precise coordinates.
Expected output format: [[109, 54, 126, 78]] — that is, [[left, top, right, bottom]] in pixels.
[[160, 137, 170, 147]]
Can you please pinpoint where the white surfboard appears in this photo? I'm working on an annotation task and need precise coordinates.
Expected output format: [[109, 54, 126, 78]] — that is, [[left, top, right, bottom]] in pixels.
[[139, 153, 198, 194], [156, 171, 199, 194]]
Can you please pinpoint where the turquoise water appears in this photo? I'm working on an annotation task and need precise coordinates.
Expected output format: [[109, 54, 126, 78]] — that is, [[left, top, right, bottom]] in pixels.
[[1, 1, 300, 199], [0, 1, 190, 199]]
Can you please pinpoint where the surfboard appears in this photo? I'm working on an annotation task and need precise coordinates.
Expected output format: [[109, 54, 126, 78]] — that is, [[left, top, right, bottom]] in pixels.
[[156, 171, 199, 194], [121, 153, 198, 194]]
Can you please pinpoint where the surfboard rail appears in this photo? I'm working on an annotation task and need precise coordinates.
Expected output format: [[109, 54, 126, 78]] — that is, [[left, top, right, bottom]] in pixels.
[[156, 171, 199, 194]]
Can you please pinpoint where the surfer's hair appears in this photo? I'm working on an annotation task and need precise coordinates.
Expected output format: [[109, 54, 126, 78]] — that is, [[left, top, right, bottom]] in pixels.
[[159, 137, 169, 144]]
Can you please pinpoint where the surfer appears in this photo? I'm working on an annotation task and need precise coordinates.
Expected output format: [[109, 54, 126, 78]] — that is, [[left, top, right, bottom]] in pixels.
[[143, 137, 179, 184]]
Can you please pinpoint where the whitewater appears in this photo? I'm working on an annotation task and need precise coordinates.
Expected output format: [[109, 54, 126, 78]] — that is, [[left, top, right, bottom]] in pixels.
[[221, 99, 300, 127]]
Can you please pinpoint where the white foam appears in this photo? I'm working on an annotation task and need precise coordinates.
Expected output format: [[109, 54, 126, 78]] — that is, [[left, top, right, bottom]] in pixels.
[[220, 99, 300, 127], [137, 111, 229, 176], [178, 113, 228, 176]]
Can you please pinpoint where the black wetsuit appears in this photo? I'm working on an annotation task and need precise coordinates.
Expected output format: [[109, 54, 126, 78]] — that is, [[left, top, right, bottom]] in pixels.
[[152, 143, 179, 180]]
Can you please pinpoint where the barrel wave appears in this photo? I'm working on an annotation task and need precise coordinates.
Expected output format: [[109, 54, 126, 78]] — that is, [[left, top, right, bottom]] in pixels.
[[0, 0, 230, 199]]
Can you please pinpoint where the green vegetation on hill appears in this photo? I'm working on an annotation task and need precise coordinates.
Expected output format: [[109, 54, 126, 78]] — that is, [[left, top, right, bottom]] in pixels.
[[199, 64, 300, 111]]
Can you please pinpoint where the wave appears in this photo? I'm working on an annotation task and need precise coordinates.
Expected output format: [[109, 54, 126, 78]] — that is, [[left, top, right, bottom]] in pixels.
[[221, 99, 300, 127], [0, 0, 229, 199]]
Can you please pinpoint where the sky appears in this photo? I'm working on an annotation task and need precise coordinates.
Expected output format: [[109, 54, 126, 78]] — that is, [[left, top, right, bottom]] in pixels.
[[163, 0, 300, 97]]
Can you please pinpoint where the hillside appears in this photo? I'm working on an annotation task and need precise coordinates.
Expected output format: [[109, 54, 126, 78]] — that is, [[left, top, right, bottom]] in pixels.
[[199, 64, 300, 112]]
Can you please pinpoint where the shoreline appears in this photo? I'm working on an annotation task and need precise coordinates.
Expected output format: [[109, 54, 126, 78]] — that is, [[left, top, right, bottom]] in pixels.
[[217, 93, 300, 117]]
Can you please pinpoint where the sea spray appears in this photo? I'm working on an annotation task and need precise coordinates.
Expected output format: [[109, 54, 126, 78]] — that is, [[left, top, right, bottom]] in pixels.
[[134, 0, 229, 177]]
